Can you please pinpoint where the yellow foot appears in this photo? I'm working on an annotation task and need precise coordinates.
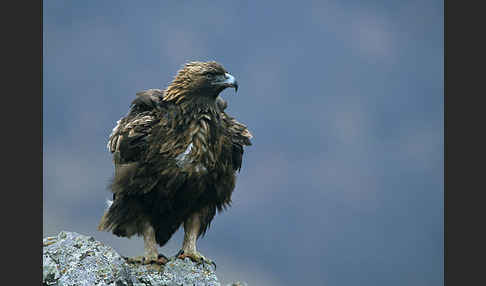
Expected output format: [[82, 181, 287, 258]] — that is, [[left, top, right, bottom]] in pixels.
[[124, 254, 168, 265], [176, 250, 216, 269]]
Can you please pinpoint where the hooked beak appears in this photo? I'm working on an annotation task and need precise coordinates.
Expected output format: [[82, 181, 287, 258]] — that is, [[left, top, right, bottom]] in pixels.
[[216, 73, 238, 93]]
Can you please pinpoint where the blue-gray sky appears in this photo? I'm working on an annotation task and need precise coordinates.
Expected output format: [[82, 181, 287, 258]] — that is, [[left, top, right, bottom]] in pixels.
[[43, 1, 443, 285]]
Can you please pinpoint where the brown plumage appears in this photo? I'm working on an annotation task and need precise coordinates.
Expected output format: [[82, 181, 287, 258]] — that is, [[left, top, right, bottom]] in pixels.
[[98, 61, 252, 265]]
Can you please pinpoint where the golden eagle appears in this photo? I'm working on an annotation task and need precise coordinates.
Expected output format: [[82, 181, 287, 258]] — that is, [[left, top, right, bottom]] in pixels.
[[98, 61, 252, 266]]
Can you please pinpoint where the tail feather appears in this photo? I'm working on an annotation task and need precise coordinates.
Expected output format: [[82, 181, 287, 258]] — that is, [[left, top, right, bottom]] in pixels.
[[97, 196, 146, 237]]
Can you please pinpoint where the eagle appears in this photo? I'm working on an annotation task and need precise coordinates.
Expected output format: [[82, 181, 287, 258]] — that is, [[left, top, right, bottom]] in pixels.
[[98, 61, 252, 266]]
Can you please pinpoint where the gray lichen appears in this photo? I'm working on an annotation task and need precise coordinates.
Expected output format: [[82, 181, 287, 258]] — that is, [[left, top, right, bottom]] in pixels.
[[43, 231, 227, 286]]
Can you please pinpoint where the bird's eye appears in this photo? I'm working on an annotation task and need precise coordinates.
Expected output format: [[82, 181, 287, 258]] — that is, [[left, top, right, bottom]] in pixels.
[[204, 71, 219, 79]]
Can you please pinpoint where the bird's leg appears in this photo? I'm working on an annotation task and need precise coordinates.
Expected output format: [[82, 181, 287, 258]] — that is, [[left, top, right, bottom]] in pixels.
[[143, 222, 159, 262], [125, 222, 167, 265], [177, 212, 216, 268], [181, 213, 199, 255]]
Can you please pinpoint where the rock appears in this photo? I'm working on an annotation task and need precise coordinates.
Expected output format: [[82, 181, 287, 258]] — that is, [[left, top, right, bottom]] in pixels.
[[43, 231, 231, 286]]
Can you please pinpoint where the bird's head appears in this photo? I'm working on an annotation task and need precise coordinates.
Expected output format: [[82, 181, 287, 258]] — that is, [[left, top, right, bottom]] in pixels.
[[163, 61, 238, 104]]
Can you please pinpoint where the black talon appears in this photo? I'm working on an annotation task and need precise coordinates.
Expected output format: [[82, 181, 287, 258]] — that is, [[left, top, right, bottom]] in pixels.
[[158, 254, 168, 260], [199, 259, 217, 270], [176, 249, 184, 257]]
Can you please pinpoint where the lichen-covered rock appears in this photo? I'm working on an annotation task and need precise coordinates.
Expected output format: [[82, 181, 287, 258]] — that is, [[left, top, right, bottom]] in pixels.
[[42, 231, 222, 286]]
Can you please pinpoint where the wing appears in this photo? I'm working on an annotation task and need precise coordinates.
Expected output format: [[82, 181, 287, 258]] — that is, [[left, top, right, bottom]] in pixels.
[[107, 89, 172, 196], [222, 111, 252, 172], [108, 89, 194, 196], [107, 89, 164, 164], [216, 96, 252, 171]]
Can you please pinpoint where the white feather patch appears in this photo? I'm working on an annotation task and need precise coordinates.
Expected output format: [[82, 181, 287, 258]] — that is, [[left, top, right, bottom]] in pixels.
[[107, 118, 122, 151], [105, 199, 113, 210], [175, 143, 193, 166], [175, 142, 208, 173]]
